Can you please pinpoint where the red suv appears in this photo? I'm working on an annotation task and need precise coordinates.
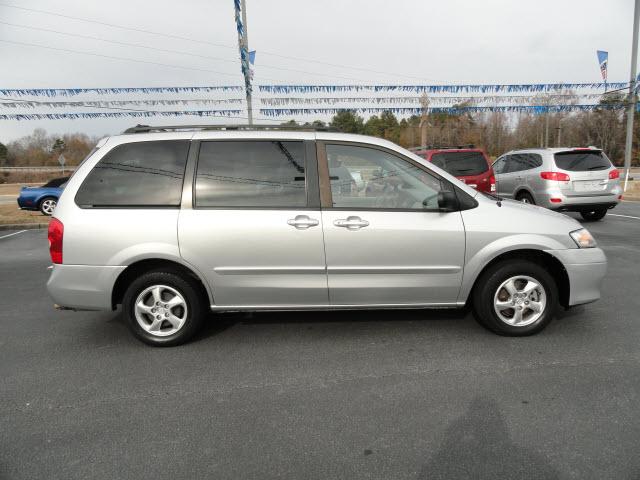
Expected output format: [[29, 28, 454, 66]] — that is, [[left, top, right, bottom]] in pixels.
[[411, 146, 495, 193]]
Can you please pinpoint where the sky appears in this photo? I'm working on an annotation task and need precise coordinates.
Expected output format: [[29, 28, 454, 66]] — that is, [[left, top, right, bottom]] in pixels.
[[0, 0, 635, 142]]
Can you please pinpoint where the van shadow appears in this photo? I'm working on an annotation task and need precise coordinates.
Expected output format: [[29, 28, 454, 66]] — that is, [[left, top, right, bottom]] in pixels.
[[194, 307, 473, 341], [418, 396, 559, 480]]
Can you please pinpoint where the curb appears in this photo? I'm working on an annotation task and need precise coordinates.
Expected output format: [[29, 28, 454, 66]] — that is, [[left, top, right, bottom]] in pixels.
[[0, 222, 49, 231]]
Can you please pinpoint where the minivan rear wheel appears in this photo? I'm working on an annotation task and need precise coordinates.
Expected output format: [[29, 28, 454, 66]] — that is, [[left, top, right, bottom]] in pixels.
[[122, 270, 205, 346], [472, 260, 557, 336], [580, 208, 607, 222]]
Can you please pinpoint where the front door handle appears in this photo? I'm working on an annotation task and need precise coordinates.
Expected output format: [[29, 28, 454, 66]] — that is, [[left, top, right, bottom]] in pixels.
[[334, 216, 370, 230], [287, 215, 319, 230]]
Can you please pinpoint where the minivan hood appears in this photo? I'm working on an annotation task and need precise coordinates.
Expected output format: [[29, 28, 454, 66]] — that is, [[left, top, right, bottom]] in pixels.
[[466, 194, 583, 250]]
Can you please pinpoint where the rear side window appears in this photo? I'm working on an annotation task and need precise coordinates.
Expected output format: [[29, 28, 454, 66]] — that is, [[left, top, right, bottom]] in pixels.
[[75, 140, 189, 207], [554, 151, 611, 171], [431, 151, 488, 176], [195, 141, 306, 208]]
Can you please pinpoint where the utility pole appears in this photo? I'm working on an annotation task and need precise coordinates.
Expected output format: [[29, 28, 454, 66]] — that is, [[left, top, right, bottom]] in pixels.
[[624, 0, 640, 190], [241, 0, 253, 124], [419, 94, 430, 148]]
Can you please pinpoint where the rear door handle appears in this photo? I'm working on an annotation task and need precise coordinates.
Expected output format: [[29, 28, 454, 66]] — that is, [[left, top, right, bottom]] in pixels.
[[287, 215, 319, 230], [334, 216, 370, 230]]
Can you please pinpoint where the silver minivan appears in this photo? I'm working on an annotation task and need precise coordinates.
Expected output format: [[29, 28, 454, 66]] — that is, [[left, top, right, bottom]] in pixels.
[[492, 147, 622, 221], [47, 126, 607, 346]]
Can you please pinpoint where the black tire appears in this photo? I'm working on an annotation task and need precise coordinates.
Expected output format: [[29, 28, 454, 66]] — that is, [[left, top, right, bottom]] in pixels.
[[516, 191, 535, 205], [39, 196, 57, 216], [580, 208, 607, 222], [471, 259, 558, 336], [122, 270, 206, 346]]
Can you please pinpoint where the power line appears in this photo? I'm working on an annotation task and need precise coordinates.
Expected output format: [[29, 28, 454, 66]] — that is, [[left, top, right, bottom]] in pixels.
[[0, 21, 380, 83], [0, 39, 245, 78], [0, 1, 443, 83]]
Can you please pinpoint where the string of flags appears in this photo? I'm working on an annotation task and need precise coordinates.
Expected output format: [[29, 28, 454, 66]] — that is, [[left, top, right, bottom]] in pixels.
[[260, 93, 611, 106], [258, 82, 627, 94], [0, 110, 244, 121], [0, 99, 245, 109], [0, 81, 630, 120], [260, 104, 628, 117]]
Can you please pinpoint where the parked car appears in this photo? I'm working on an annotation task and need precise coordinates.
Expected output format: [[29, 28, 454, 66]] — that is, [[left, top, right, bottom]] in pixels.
[[411, 146, 495, 193], [492, 147, 622, 221], [47, 126, 606, 346], [17, 176, 69, 216]]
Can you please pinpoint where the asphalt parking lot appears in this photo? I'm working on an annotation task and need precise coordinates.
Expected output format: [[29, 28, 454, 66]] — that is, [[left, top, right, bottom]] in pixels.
[[1, 203, 640, 480]]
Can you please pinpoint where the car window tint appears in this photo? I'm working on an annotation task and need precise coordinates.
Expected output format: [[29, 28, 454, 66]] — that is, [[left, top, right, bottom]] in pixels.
[[326, 144, 446, 210], [195, 141, 306, 208], [75, 140, 189, 207], [554, 151, 611, 171], [43, 177, 69, 188], [430, 151, 488, 176]]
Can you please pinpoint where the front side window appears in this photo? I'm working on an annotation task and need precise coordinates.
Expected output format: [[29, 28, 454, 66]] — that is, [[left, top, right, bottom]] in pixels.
[[195, 141, 307, 208], [492, 157, 507, 174], [326, 144, 447, 210], [75, 140, 189, 207]]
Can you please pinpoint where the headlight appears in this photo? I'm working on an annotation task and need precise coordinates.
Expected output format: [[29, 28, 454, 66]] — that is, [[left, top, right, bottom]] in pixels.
[[570, 228, 597, 248]]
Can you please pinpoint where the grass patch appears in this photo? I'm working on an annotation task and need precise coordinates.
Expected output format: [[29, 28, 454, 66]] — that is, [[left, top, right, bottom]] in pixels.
[[0, 204, 49, 225]]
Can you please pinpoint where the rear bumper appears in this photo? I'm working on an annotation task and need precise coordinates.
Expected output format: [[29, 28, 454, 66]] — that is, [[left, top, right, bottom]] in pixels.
[[536, 190, 621, 211], [46, 264, 125, 310], [545, 248, 607, 306]]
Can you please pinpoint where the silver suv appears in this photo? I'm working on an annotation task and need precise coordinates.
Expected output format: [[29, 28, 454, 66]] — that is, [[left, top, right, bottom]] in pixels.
[[47, 126, 607, 346], [492, 147, 622, 221]]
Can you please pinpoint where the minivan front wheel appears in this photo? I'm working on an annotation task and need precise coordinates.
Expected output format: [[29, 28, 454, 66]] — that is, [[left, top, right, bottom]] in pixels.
[[472, 260, 557, 336], [580, 208, 607, 222], [123, 270, 205, 346]]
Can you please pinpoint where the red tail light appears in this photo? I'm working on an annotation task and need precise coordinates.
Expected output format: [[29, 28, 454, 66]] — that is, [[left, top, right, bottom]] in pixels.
[[489, 174, 496, 192], [48, 218, 63, 264], [609, 169, 620, 179], [540, 171, 570, 182]]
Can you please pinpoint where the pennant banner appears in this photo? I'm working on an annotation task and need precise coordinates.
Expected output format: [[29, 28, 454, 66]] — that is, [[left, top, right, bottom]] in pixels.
[[0, 110, 243, 121], [0, 86, 243, 98], [0, 98, 245, 109], [260, 93, 610, 106], [259, 82, 627, 94], [260, 104, 625, 117]]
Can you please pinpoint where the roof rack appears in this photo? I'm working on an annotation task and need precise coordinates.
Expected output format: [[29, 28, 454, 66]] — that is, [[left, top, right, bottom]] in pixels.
[[122, 124, 339, 134], [409, 144, 476, 151]]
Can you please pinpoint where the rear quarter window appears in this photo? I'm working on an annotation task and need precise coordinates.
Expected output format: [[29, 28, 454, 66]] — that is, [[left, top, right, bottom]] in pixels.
[[554, 151, 611, 171], [75, 140, 189, 207], [430, 151, 489, 176]]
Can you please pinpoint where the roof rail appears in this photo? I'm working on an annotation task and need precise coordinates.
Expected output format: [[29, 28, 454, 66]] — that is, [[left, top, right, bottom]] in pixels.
[[409, 144, 476, 151], [122, 124, 339, 134]]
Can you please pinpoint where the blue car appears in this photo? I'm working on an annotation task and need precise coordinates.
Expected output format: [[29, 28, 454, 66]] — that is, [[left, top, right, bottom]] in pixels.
[[17, 176, 69, 216]]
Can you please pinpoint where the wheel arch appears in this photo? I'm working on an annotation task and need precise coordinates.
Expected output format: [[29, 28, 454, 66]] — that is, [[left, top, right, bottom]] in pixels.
[[111, 258, 213, 310], [464, 248, 570, 308], [514, 187, 535, 202]]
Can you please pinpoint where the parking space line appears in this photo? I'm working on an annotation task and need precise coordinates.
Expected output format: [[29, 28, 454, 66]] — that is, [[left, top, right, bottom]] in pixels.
[[0, 230, 27, 240], [609, 214, 640, 220]]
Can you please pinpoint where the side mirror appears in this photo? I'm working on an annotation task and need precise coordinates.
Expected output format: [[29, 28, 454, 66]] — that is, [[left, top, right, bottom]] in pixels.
[[437, 190, 459, 212]]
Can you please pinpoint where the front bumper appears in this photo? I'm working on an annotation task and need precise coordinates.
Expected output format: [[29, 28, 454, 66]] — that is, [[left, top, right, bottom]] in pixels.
[[47, 264, 125, 310], [545, 247, 607, 306]]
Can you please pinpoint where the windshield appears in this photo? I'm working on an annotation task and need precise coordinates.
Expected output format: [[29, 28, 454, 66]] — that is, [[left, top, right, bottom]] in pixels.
[[431, 151, 488, 176], [554, 151, 611, 171]]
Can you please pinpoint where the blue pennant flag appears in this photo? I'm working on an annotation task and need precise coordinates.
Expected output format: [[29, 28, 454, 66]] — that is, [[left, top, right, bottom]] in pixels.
[[597, 50, 608, 82]]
